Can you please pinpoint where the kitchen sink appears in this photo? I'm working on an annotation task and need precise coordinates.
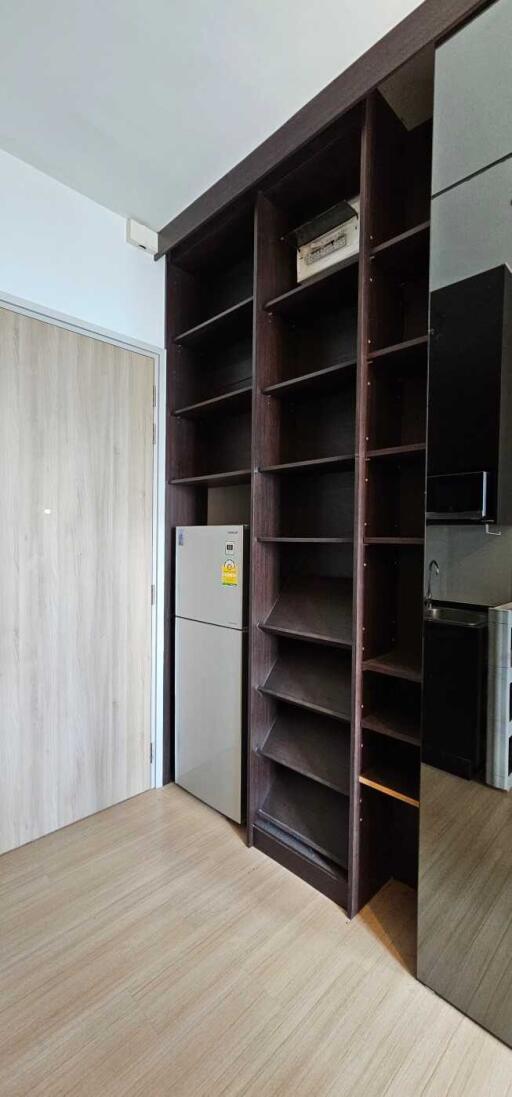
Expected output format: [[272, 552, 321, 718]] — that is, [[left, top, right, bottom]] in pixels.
[[424, 606, 487, 627]]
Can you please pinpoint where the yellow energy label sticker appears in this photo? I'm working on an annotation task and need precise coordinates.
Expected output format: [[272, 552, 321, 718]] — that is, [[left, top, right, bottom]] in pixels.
[[222, 559, 238, 586]]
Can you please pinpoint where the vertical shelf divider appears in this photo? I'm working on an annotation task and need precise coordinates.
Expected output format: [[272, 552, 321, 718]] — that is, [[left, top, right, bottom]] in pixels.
[[348, 95, 382, 916], [353, 88, 431, 911]]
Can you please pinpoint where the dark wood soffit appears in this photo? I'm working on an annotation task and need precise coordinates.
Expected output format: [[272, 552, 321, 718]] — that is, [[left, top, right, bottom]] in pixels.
[[156, 0, 489, 259]]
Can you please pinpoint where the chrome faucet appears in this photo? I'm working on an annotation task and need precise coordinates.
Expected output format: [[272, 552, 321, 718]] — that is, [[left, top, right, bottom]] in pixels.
[[425, 559, 440, 611]]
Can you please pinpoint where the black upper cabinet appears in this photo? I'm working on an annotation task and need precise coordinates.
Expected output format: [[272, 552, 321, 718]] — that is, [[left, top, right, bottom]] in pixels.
[[428, 265, 512, 523]]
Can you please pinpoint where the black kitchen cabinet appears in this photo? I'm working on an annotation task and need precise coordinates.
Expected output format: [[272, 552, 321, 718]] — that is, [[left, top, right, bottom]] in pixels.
[[427, 265, 512, 523], [422, 613, 488, 779]]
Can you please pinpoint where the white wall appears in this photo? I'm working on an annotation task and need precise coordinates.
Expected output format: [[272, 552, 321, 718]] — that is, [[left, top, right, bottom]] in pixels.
[[0, 0, 423, 229], [0, 148, 164, 348]]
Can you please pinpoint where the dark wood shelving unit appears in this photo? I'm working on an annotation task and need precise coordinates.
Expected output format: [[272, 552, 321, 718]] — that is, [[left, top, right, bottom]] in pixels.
[[353, 87, 431, 909], [165, 51, 434, 916], [165, 205, 255, 787]]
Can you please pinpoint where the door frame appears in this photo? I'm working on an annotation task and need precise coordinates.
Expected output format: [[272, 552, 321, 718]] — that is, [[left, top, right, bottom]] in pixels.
[[0, 289, 166, 790]]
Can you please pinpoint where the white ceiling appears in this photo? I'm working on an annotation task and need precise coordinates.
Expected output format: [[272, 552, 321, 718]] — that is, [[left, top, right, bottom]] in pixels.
[[0, 0, 422, 231]]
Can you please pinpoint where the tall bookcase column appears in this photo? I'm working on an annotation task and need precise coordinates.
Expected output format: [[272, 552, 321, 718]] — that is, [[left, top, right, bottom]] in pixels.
[[164, 208, 255, 787], [248, 193, 291, 841], [354, 90, 431, 911], [249, 112, 363, 908]]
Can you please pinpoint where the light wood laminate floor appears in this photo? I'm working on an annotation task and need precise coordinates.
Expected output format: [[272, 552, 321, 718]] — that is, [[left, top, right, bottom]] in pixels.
[[1, 785, 511, 1096]]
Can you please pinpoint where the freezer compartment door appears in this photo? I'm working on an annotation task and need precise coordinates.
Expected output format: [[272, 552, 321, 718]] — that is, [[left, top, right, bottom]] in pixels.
[[175, 617, 242, 823], [175, 525, 245, 628]]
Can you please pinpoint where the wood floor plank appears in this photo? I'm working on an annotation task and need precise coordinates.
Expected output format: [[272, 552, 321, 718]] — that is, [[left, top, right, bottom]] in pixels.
[[0, 785, 510, 1097]]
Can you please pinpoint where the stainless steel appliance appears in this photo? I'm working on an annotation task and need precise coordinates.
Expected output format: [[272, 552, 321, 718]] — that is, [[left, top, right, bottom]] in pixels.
[[175, 525, 247, 823]]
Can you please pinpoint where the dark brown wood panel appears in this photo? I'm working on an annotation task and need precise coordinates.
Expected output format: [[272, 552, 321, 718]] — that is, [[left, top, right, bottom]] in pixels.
[[253, 819, 348, 906]]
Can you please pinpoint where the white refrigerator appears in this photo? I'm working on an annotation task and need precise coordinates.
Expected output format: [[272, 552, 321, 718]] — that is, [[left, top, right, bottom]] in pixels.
[[175, 526, 246, 823]]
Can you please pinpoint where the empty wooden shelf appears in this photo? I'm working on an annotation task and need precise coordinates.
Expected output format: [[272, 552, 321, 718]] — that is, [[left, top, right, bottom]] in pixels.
[[366, 443, 426, 460], [258, 536, 353, 545], [261, 576, 353, 648], [259, 766, 350, 868], [368, 334, 429, 364], [362, 710, 420, 747], [170, 469, 251, 488], [259, 709, 351, 794], [370, 220, 430, 276], [363, 648, 422, 683], [264, 254, 359, 319], [260, 643, 352, 722], [359, 764, 420, 808], [260, 455, 354, 475], [262, 359, 356, 399], [174, 295, 253, 348], [170, 405, 252, 486], [363, 672, 421, 747], [364, 536, 423, 546], [173, 385, 252, 420]]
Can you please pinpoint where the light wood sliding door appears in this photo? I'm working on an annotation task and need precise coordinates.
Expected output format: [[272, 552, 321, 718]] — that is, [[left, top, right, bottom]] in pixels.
[[0, 307, 155, 854]]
